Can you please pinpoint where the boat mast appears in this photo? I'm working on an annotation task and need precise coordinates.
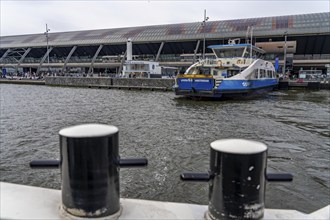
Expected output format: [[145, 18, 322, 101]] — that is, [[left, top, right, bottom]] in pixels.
[[202, 9, 209, 60], [250, 26, 253, 59]]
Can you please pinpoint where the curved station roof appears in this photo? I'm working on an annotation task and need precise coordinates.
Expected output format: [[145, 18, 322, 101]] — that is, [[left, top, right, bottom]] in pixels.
[[1, 12, 329, 49]]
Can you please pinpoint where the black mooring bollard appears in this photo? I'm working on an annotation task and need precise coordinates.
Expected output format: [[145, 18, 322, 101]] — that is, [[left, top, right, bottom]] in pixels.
[[29, 123, 148, 218], [180, 139, 293, 220], [59, 124, 121, 218], [207, 139, 268, 220]]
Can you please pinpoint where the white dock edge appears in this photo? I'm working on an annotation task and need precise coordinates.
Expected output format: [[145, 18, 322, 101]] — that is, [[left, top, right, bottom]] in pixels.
[[1, 182, 329, 220]]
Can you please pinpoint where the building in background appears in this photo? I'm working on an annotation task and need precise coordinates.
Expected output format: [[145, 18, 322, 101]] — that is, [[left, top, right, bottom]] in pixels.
[[0, 12, 329, 76]]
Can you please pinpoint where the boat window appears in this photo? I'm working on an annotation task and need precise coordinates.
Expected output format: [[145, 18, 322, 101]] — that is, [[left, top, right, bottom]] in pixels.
[[186, 66, 211, 75], [260, 69, 266, 78], [267, 70, 272, 78], [253, 69, 259, 79], [213, 48, 245, 58], [200, 67, 211, 75], [227, 70, 240, 77]]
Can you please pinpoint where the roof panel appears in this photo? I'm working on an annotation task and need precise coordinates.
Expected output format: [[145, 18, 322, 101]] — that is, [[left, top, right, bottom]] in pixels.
[[0, 12, 329, 49]]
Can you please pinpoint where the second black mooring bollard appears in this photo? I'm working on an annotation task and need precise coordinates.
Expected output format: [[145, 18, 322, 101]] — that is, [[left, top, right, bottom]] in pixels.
[[180, 139, 278, 220], [207, 139, 268, 220]]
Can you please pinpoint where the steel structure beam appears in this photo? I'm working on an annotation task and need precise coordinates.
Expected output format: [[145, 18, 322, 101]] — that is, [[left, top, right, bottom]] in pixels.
[[88, 45, 103, 74], [155, 42, 165, 62], [0, 49, 11, 63], [61, 45, 77, 73], [36, 47, 53, 74], [15, 48, 31, 72], [0, 48, 29, 63]]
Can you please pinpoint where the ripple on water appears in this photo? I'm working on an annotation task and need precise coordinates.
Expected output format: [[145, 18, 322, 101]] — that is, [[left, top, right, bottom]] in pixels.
[[0, 84, 329, 213]]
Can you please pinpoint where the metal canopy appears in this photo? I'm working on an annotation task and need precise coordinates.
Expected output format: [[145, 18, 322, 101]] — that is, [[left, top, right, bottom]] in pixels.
[[0, 12, 329, 49]]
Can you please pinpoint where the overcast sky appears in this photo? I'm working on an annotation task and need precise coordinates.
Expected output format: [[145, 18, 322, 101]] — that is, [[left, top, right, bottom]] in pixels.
[[0, 0, 329, 36]]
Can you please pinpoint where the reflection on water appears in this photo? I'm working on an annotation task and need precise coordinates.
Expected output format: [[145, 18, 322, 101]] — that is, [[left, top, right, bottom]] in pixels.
[[0, 84, 329, 213]]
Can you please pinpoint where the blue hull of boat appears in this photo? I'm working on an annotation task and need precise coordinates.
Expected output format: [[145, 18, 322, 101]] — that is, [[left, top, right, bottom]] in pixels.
[[175, 78, 278, 98]]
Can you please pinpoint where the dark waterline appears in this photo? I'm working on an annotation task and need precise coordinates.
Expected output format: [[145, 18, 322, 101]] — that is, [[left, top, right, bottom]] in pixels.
[[0, 84, 329, 213]]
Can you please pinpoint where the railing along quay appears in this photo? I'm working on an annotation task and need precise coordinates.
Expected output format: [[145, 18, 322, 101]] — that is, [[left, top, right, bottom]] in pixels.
[[0, 79, 46, 85], [1, 77, 329, 90]]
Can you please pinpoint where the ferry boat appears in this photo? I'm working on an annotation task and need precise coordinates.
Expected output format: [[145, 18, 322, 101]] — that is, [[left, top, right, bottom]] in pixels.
[[174, 39, 278, 98]]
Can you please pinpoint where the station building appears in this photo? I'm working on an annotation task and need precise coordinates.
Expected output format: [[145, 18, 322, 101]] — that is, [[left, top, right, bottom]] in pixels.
[[0, 12, 329, 76]]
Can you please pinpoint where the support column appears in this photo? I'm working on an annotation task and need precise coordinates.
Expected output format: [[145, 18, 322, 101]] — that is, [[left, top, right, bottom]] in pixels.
[[15, 48, 32, 72], [61, 46, 77, 74], [192, 40, 201, 64], [88, 45, 103, 74], [117, 51, 127, 74], [36, 47, 53, 74], [155, 42, 165, 62]]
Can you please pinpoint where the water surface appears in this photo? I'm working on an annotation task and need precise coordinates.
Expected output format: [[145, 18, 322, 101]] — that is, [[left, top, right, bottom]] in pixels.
[[0, 84, 329, 213]]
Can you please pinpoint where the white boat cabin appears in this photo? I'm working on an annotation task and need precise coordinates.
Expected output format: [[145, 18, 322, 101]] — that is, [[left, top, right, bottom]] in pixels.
[[183, 39, 276, 80]]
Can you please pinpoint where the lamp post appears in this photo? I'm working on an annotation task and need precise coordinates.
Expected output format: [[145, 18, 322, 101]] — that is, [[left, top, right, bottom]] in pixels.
[[202, 9, 209, 60], [44, 24, 50, 74], [283, 31, 287, 75]]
